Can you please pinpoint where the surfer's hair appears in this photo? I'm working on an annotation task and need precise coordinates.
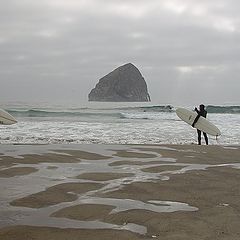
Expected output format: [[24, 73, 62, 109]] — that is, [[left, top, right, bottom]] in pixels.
[[200, 104, 205, 110]]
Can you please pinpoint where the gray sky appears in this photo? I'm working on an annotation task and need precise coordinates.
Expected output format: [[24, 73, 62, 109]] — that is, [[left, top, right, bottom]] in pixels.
[[0, 0, 239, 105]]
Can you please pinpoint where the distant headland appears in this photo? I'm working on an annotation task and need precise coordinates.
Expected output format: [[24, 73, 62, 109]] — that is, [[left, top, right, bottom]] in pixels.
[[88, 63, 151, 102]]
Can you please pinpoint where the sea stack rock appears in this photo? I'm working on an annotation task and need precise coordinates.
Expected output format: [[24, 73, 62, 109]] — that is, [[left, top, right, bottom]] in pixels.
[[88, 63, 151, 102]]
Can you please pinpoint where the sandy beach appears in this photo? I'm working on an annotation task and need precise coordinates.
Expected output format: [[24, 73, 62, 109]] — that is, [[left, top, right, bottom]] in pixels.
[[0, 144, 240, 239]]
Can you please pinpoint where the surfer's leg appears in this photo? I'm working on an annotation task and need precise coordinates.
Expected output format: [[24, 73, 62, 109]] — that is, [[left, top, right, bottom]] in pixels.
[[203, 132, 208, 145], [197, 129, 201, 145]]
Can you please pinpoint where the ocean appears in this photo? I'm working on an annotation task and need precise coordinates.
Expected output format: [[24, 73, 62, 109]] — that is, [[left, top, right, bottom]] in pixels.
[[0, 102, 240, 145]]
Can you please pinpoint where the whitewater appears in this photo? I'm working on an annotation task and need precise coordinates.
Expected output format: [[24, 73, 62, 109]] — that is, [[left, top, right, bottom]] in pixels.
[[0, 102, 239, 145]]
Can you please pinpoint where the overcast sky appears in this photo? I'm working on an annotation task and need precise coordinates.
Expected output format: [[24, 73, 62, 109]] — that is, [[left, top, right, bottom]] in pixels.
[[0, 0, 239, 106]]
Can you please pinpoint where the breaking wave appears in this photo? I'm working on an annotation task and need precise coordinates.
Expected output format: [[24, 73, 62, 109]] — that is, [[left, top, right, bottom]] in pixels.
[[5, 105, 239, 120], [206, 105, 240, 114], [6, 105, 174, 118]]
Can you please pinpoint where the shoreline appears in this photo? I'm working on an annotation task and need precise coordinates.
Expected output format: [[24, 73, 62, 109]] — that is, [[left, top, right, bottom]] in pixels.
[[0, 144, 240, 239]]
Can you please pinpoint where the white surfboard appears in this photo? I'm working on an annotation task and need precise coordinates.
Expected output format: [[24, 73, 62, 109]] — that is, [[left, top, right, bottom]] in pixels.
[[0, 108, 17, 125], [176, 108, 221, 136]]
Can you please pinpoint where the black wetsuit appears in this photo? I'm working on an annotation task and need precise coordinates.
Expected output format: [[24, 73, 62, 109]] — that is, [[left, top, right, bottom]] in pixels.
[[192, 108, 208, 145]]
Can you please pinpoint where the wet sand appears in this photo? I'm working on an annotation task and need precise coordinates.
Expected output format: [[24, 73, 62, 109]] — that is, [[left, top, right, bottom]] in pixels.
[[0, 144, 240, 239], [0, 167, 38, 178]]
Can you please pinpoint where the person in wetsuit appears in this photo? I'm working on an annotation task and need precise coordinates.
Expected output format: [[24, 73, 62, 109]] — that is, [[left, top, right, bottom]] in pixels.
[[192, 104, 208, 145]]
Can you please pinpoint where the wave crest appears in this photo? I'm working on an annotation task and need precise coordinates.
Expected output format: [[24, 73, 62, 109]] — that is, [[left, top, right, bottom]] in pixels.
[[206, 105, 240, 114]]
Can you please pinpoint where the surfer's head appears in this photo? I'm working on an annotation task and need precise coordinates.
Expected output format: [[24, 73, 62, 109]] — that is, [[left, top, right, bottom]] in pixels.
[[199, 104, 205, 111]]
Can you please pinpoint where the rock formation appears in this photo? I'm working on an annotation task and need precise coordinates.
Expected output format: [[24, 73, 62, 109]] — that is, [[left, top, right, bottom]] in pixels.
[[88, 63, 151, 102]]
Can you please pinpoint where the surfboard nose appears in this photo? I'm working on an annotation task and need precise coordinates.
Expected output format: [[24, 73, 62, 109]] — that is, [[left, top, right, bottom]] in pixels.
[[0, 109, 18, 125]]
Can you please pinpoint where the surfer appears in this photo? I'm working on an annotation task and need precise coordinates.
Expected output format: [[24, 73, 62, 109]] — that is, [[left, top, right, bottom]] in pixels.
[[192, 104, 208, 145]]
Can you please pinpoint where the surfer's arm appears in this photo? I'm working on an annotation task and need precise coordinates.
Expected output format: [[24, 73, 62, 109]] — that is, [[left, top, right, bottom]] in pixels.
[[191, 107, 200, 127], [194, 107, 200, 114], [192, 114, 200, 127]]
